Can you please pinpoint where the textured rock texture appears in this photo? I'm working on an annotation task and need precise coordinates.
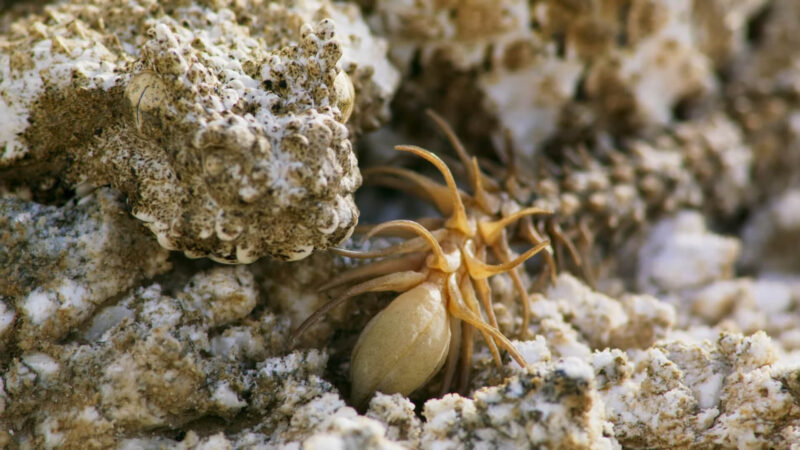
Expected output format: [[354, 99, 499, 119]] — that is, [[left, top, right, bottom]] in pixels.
[[0, 188, 171, 346], [5, 0, 800, 448], [0, 0, 398, 262], [368, 0, 767, 161]]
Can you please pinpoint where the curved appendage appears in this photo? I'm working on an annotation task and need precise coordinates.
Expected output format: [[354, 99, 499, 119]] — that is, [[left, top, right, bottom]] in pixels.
[[446, 274, 526, 368], [439, 316, 462, 396], [459, 274, 501, 367], [475, 156, 507, 185], [463, 240, 550, 280], [521, 218, 557, 283], [363, 166, 457, 216], [355, 218, 445, 238], [577, 218, 598, 288], [478, 206, 553, 245], [469, 157, 497, 214], [492, 237, 533, 338], [507, 268, 531, 338], [425, 109, 501, 194], [547, 219, 582, 269], [292, 270, 427, 342], [330, 228, 448, 259], [426, 110, 474, 185], [457, 323, 474, 394], [470, 244, 501, 331], [395, 145, 472, 236], [415, 217, 447, 231], [317, 253, 426, 292], [365, 220, 449, 271], [473, 276, 498, 330], [470, 267, 509, 383]]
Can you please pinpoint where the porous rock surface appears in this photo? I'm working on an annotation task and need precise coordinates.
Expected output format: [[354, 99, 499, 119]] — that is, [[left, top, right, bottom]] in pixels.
[[0, 188, 171, 346], [0, 0, 398, 262], [5, 205, 800, 448], [5, 0, 800, 448], [368, 0, 768, 160]]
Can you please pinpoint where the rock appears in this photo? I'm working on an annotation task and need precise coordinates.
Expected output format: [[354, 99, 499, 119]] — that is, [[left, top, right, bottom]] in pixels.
[[0, 0, 399, 262], [741, 188, 800, 273], [547, 274, 675, 351], [368, 0, 764, 159], [0, 188, 171, 346], [637, 211, 740, 293], [3, 0, 800, 448], [596, 332, 800, 448], [421, 358, 617, 449], [1, 266, 292, 447]]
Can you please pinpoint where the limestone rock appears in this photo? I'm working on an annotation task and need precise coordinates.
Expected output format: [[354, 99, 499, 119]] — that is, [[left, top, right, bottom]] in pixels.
[[0, 188, 171, 346], [0, 0, 398, 262]]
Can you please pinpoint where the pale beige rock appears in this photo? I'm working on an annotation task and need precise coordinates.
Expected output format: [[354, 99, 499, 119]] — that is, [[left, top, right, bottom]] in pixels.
[[0, 0, 398, 262], [547, 274, 675, 350], [637, 211, 741, 293], [3, 0, 800, 448], [1, 266, 289, 448], [421, 359, 618, 449], [742, 188, 800, 273], [367, 0, 763, 160], [0, 188, 171, 346], [595, 332, 800, 448]]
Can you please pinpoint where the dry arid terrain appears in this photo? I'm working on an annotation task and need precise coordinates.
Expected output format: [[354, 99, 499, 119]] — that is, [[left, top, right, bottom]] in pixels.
[[3, 0, 800, 448]]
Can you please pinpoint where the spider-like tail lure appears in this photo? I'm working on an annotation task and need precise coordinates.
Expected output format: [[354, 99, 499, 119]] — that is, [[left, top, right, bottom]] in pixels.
[[294, 111, 555, 406]]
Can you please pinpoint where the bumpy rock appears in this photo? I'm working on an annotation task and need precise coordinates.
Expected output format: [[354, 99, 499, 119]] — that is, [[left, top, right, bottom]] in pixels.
[[5, 0, 800, 448], [683, 276, 800, 351], [366, 393, 422, 449], [254, 251, 344, 347], [368, 0, 765, 160], [595, 332, 800, 448], [498, 115, 752, 285], [1, 266, 291, 448], [124, 402, 406, 450], [741, 188, 800, 274], [637, 211, 740, 294], [6, 234, 800, 448], [727, 0, 800, 200], [691, 0, 769, 68], [0, 0, 398, 262], [0, 188, 171, 346], [469, 273, 675, 392], [421, 359, 617, 449], [629, 205, 800, 352], [547, 274, 675, 351]]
